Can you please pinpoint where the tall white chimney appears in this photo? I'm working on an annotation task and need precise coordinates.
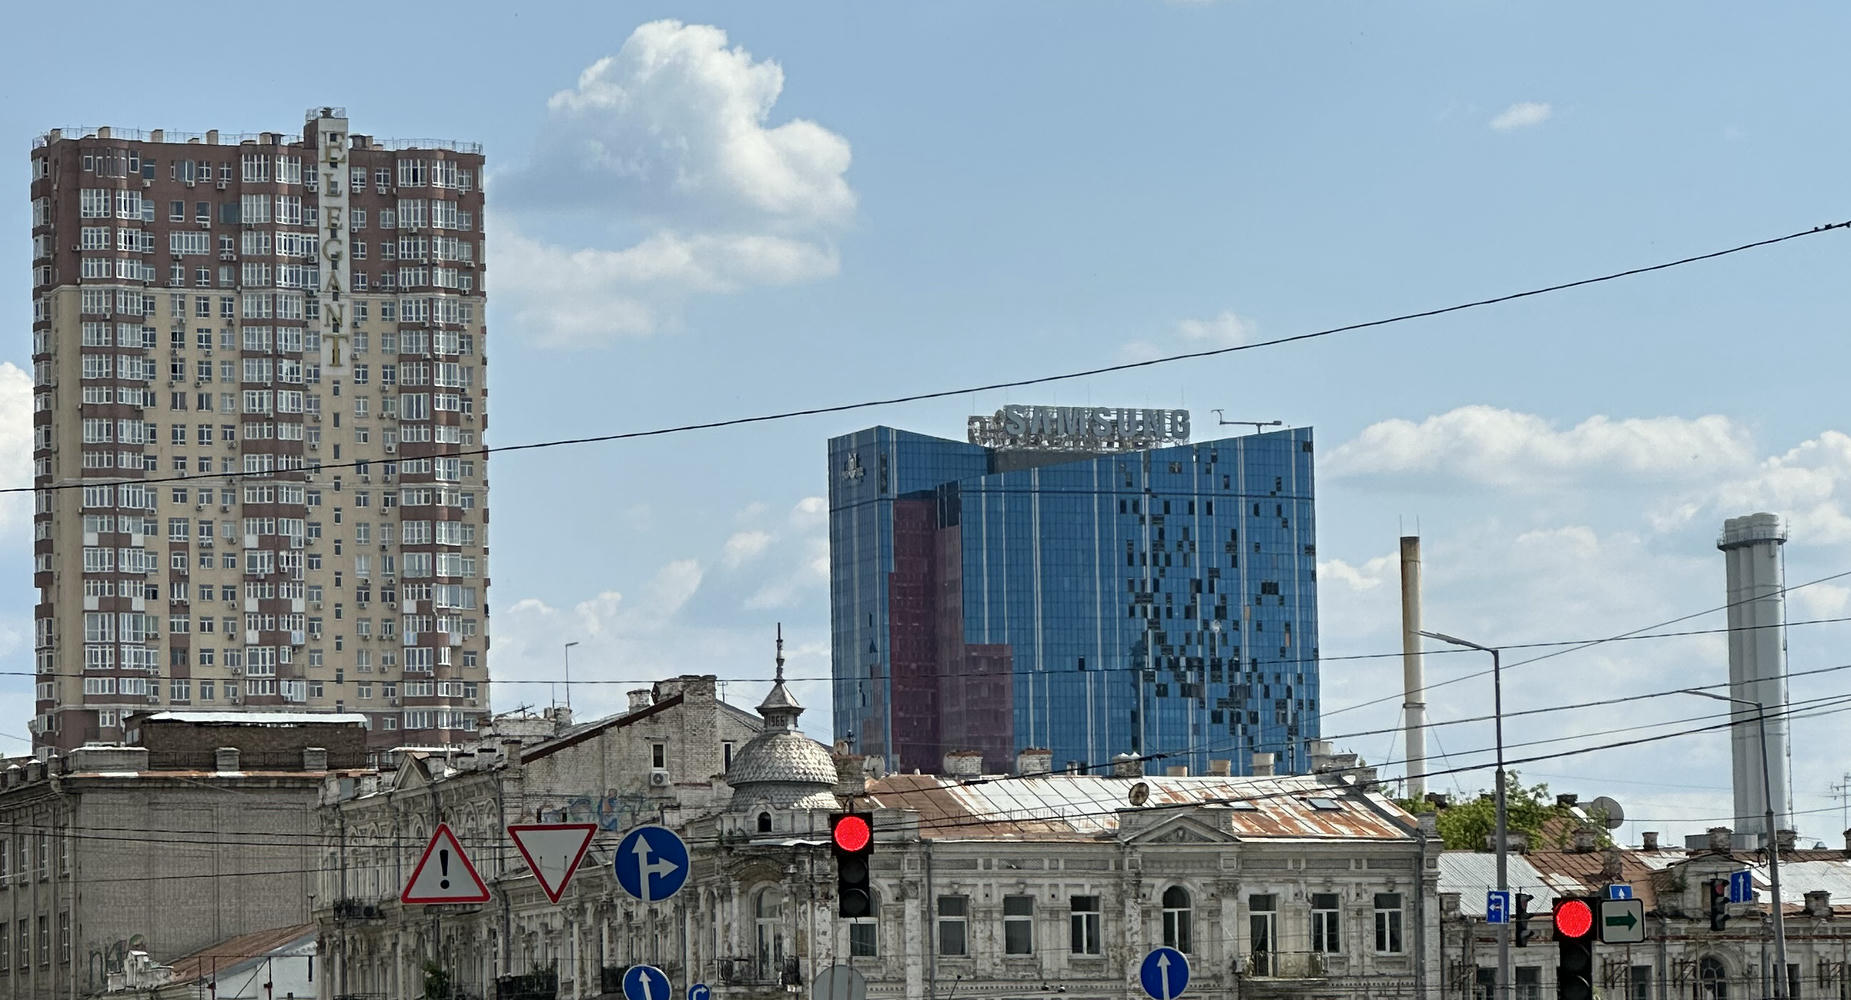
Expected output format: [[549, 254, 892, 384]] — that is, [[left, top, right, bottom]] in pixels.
[[1399, 536, 1426, 800], [1719, 513, 1793, 845]]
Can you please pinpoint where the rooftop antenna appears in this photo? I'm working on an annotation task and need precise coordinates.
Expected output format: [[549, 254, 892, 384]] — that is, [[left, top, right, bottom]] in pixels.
[[1211, 411, 1285, 434]]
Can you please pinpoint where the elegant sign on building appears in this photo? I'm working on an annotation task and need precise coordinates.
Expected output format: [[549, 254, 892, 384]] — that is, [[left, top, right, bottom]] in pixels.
[[315, 108, 351, 370], [966, 405, 1190, 452]]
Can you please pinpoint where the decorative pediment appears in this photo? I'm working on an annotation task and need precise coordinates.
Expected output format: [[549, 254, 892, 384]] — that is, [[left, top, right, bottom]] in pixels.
[[391, 756, 432, 791], [1123, 812, 1237, 846]]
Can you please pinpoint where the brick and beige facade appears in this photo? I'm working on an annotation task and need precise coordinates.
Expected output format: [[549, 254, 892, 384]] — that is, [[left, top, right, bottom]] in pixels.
[[27, 108, 490, 754]]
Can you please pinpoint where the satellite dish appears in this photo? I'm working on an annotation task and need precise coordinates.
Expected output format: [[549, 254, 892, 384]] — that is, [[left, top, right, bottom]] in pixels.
[[1588, 796, 1625, 830], [1128, 781, 1151, 807]]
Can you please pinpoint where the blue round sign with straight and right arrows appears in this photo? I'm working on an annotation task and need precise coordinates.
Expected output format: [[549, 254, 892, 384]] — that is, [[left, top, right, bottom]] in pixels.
[[622, 965, 671, 1000], [1140, 947, 1189, 1000], [614, 825, 690, 903]]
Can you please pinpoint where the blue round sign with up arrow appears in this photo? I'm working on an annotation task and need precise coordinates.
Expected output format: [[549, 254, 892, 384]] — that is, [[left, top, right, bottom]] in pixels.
[[1140, 947, 1189, 1000], [622, 966, 670, 1000], [615, 825, 690, 903]]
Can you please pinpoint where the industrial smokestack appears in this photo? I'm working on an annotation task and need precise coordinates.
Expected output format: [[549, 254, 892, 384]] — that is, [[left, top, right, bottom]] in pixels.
[[1719, 513, 1794, 846], [1399, 536, 1427, 800]]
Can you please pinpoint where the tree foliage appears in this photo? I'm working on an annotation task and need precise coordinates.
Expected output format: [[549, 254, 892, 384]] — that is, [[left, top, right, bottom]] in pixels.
[[1396, 773, 1612, 851]]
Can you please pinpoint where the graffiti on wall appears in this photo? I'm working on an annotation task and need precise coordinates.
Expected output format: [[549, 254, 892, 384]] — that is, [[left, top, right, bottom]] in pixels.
[[546, 792, 654, 831], [86, 934, 148, 990]]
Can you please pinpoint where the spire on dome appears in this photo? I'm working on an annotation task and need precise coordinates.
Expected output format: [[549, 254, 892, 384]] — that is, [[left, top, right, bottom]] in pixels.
[[757, 623, 804, 731]]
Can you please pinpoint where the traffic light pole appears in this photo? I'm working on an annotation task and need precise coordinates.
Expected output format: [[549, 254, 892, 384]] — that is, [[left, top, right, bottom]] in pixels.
[[1422, 632, 1508, 999], [1491, 647, 1510, 1000], [1685, 690, 1789, 998], [1754, 702, 1791, 999]]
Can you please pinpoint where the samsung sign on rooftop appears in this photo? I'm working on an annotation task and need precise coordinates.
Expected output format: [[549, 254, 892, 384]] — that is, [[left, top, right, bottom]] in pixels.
[[966, 405, 1191, 452]]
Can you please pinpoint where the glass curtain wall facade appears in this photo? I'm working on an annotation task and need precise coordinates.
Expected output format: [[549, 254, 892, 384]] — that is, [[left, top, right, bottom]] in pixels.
[[828, 423, 1320, 777]]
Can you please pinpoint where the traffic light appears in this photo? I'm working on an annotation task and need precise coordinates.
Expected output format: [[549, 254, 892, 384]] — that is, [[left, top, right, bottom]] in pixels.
[[1514, 892, 1535, 947], [1554, 897, 1596, 1000], [830, 812, 873, 918], [1707, 878, 1730, 931]]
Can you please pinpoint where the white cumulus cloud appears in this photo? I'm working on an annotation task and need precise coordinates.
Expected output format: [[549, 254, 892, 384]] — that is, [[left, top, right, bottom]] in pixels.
[[493, 224, 839, 346], [530, 20, 855, 226], [1490, 101, 1553, 131], [494, 20, 854, 348], [723, 530, 775, 570], [1123, 309, 1256, 361], [1326, 406, 1755, 488]]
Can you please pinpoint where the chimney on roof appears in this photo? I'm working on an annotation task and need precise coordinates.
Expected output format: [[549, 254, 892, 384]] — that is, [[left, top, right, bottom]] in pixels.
[[1425, 792, 1451, 810], [1112, 752, 1144, 779], [302, 747, 328, 771], [4, 764, 19, 788], [1166, 765, 1189, 777], [150, 130, 163, 143], [1251, 752, 1275, 777], [1016, 748, 1053, 776], [943, 751, 984, 779], [1571, 827, 1599, 853], [1486, 831, 1529, 854], [1805, 890, 1834, 918], [1556, 793, 1579, 807], [627, 689, 653, 712], [1642, 831, 1661, 851], [1777, 828, 1798, 852], [1843, 828, 1851, 857], [206, 129, 219, 144], [1307, 740, 1334, 769], [215, 747, 240, 772], [1207, 759, 1232, 777], [1708, 826, 1733, 851]]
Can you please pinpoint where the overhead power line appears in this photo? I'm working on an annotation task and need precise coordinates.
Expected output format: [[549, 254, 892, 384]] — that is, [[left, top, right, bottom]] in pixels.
[[6, 219, 1846, 499]]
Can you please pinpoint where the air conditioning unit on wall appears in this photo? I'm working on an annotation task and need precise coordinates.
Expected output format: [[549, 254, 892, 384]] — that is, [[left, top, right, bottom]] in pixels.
[[648, 768, 671, 788]]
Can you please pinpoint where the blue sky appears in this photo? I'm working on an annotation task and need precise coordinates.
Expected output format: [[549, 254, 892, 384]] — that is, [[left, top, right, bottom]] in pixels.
[[5, 2, 1851, 846]]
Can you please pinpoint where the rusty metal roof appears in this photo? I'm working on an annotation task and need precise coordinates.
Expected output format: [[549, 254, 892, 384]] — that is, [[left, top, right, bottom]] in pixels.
[[860, 772, 1416, 841], [163, 923, 314, 984]]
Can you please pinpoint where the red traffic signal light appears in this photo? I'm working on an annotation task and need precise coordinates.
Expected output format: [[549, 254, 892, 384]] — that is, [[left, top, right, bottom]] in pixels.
[[1553, 898, 1595, 940], [832, 813, 872, 853]]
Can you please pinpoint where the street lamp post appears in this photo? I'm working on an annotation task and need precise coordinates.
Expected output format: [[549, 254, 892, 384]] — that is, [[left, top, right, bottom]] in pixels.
[[564, 641, 580, 712], [1420, 630, 1508, 1000], [1683, 688, 1790, 999]]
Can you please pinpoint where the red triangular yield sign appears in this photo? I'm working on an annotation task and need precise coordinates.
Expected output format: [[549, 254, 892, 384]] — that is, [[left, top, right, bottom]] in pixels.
[[402, 823, 490, 904], [507, 823, 598, 904]]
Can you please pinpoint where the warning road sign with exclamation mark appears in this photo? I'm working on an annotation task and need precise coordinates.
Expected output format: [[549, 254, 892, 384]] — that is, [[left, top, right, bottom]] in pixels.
[[403, 823, 490, 904]]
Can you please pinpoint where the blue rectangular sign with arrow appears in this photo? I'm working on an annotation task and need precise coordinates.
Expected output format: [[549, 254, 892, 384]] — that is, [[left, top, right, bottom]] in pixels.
[[1728, 870, 1754, 904], [1486, 890, 1511, 924]]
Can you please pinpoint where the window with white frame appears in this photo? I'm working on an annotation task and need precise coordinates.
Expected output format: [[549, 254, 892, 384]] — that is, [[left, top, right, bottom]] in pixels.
[[937, 895, 969, 956], [1310, 893, 1340, 954], [1162, 885, 1193, 952], [1003, 894, 1034, 955], [1069, 895, 1102, 955], [1373, 893, 1403, 953]]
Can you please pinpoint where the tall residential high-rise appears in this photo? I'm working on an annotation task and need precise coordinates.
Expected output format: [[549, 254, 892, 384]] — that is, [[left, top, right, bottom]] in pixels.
[[828, 407, 1321, 777], [27, 109, 491, 756]]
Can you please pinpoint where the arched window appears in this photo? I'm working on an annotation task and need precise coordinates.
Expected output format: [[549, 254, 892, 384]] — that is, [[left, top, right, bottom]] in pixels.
[[1698, 956, 1728, 999], [1162, 886, 1193, 952], [757, 812, 772, 833], [754, 887, 787, 979]]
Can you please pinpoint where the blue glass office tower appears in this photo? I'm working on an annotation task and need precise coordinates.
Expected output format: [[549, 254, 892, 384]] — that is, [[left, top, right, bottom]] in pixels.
[[827, 420, 1321, 777]]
